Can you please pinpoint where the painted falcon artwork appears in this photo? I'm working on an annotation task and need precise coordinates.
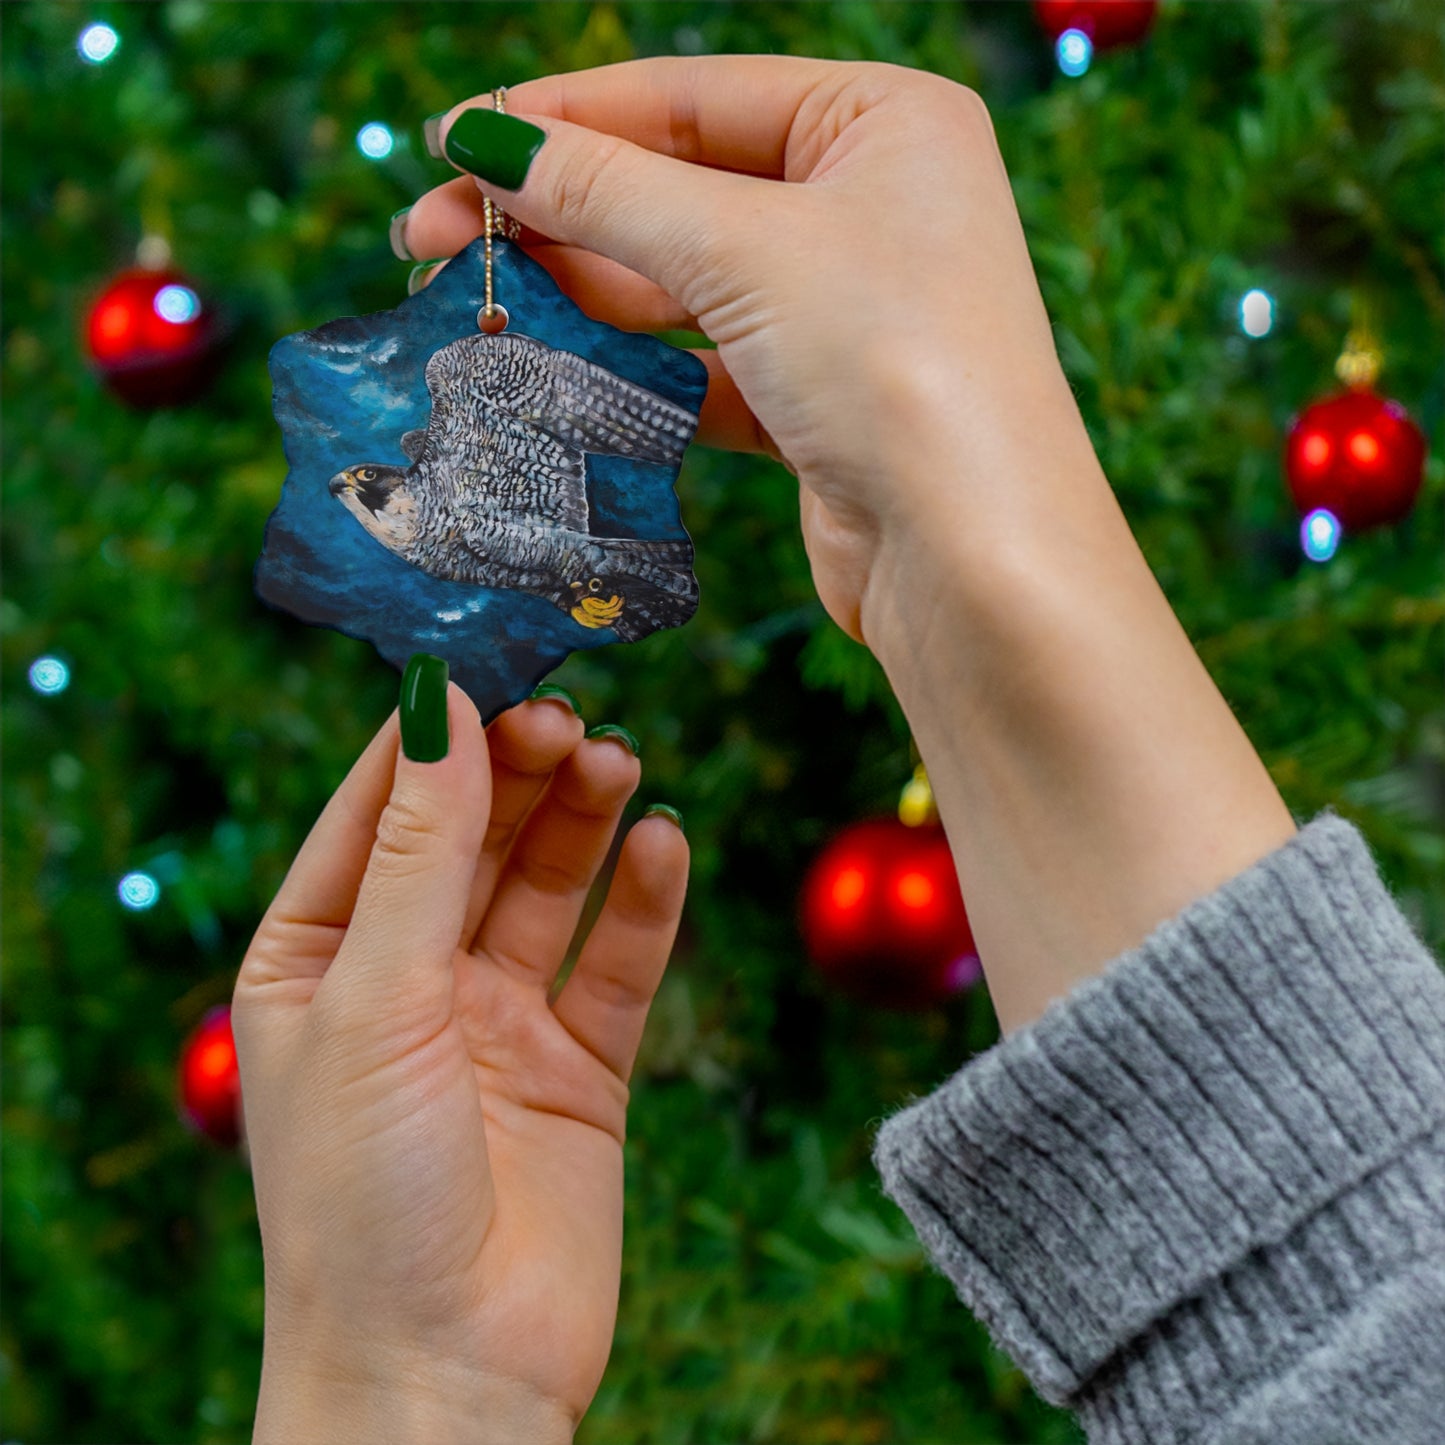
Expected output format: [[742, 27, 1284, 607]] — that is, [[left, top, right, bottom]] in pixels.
[[327, 332, 699, 642], [260, 235, 707, 720]]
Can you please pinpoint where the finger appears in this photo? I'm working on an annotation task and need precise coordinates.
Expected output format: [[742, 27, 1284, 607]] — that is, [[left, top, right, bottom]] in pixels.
[[471, 733, 642, 991], [403, 199, 698, 332], [550, 812, 689, 1083], [435, 102, 761, 313], [324, 680, 491, 1033], [460, 692, 587, 948], [506, 56, 849, 178], [400, 174, 556, 257], [238, 712, 403, 990]]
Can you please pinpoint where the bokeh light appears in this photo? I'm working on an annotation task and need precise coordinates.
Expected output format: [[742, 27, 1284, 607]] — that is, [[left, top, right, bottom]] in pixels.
[[1240, 288, 1274, 338], [1301, 508, 1341, 563], [356, 122, 394, 159], [153, 284, 201, 324], [78, 23, 119, 64], [28, 657, 71, 695], [1057, 29, 1093, 77], [118, 872, 161, 910]]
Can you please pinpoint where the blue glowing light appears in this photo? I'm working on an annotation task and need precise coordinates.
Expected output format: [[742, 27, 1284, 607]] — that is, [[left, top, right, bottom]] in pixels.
[[1301, 508, 1341, 563], [118, 871, 161, 910], [357, 123, 395, 160], [78, 23, 120, 64], [154, 284, 201, 324], [28, 657, 71, 695], [1057, 28, 1093, 77], [1240, 288, 1274, 338]]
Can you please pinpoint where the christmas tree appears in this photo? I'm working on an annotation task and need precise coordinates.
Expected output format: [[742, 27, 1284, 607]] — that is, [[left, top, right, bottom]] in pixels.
[[3, 3, 1440, 1442]]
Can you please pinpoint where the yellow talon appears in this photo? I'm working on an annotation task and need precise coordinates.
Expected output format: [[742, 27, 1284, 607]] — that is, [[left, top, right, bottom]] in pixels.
[[570, 593, 624, 628]]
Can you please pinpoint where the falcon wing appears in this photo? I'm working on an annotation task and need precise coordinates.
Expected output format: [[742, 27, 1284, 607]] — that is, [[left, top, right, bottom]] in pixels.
[[435, 332, 697, 462], [485, 333, 698, 466], [415, 337, 590, 531]]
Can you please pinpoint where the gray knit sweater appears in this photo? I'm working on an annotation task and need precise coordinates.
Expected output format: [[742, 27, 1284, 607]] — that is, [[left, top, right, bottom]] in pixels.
[[871, 813, 1445, 1444]]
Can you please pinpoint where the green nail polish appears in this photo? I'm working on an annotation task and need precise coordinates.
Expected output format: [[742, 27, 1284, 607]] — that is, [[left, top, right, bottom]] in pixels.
[[644, 803, 684, 834], [585, 723, 639, 757], [400, 653, 449, 762], [423, 112, 446, 160], [388, 206, 413, 262], [407, 259, 447, 296], [443, 107, 546, 191], [529, 683, 582, 716]]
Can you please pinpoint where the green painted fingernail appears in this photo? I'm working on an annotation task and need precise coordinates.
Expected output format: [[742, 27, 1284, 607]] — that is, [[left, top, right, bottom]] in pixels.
[[644, 804, 684, 833], [530, 683, 581, 716], [423, 112, 447, 160], [585, 723, 639, 756], [388, 206, 413, 262], [407, 259, 447, 296], [443, 107, 546, 191], [400, 654, 449, 762]]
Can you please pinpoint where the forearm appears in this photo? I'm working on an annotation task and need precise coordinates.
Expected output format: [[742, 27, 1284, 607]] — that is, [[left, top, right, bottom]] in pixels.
[[859, 372, 1296, 1034]]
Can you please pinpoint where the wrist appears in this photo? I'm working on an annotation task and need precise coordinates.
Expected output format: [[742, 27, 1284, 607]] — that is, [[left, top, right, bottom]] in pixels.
[[854, 406, 1293, 1034], [856, 369, 1120, 682], [254, 1342, 575, 1445]]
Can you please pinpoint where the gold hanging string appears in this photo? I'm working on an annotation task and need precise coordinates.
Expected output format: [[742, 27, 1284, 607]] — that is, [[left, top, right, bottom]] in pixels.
[[479, 87, 522, 332]]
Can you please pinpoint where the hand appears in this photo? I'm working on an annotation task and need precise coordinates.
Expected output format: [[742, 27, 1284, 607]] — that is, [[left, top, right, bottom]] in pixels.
[[404, 58, 1294, 1034], [232, 684, 687, 1442], [402, 56, 1086, 644]]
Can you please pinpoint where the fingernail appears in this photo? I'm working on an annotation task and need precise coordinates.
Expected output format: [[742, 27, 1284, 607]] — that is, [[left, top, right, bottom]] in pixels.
[[389, 206, 413, 262], [443, 107, 546, 191], [423, 112, 447, 160], [644, 803, 684, 834], [407, 259, 447, 296], [400, 653, 449, 762], [529, 683, 581, 716], [585, 723, 639, 757]]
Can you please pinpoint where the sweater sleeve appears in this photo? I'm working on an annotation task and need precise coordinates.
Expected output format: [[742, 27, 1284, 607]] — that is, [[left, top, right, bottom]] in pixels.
[[870, 813, 1445, 1445]]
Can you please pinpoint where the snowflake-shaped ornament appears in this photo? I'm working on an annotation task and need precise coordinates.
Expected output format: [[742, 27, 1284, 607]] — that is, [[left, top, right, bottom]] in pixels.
[[259, 236, 705, 720]]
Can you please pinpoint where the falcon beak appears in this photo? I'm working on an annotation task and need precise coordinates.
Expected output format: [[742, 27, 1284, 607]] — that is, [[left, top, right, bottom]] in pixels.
[[328, 472, 352, 497]]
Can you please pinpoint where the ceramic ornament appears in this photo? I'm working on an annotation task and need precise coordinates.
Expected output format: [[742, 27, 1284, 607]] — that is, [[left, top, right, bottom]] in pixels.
[[259, 235, 706, 720]]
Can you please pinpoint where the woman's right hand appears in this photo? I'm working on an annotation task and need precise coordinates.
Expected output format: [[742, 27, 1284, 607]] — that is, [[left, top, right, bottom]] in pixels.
[[405, 56, 1298, 1035], [401, 57, 1097, 645]]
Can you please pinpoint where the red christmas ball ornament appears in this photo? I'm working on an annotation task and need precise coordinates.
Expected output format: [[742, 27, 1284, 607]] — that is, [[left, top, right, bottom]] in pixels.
[[800, 817, 980, 1011], [1033, 0, 1158, 50], [178, 1005, 242, 1147], [1284, 388, 1426, 533], [85, 266, 220, 407]]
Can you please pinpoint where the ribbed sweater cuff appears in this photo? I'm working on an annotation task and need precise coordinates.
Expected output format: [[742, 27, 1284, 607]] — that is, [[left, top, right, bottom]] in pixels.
[[871, 814, 1445, 1418]]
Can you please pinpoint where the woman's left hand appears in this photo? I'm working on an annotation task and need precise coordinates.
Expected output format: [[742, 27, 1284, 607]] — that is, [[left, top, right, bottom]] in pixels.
[[232, 682, 687, 1443]]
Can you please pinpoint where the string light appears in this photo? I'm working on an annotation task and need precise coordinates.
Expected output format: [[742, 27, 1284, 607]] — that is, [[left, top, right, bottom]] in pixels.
[[78, 22, 119, 64], [356, 122, 394, 160], [1057, 28, 1093, 76], [153, 284, 201, 324], [118, 872, 161, 910], [1301, 508, 1341, 563], [28, 657, 71, 695], [1240, 289, 1274, 338]]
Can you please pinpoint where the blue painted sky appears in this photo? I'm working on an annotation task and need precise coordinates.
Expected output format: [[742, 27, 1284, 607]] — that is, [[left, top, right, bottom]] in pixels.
[[258, 236, 706, 719]]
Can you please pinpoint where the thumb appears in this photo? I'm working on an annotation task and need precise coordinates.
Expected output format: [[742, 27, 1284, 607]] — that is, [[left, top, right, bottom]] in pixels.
[[326, 656, 489, 1030], [438, 103, 759, 318]]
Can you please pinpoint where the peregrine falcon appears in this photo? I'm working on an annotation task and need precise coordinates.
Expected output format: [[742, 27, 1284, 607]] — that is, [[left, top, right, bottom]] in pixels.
[[328, 332, 699, 641]]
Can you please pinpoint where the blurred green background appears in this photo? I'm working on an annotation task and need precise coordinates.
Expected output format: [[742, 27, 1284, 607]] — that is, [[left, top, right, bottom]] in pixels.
[[2, 2, 1441, 1442]]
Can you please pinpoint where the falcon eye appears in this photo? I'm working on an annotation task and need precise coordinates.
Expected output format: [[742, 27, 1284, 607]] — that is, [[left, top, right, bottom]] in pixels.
[[588, 577, 602, 592], [356, 467, 378, 482]]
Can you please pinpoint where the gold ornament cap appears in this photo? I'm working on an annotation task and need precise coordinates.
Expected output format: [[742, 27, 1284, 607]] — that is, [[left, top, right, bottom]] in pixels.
[[1334, 330, 1382, 390], [898, 764, 938, 827]]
